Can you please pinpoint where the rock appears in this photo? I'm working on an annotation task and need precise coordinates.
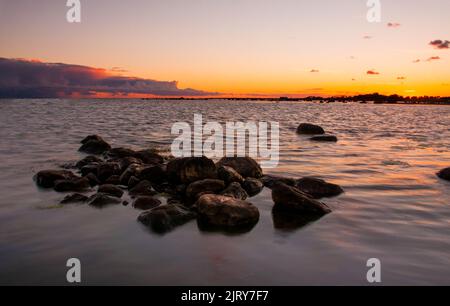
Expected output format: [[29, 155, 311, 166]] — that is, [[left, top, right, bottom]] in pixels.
[[88, 193, 122, 208], [242, 178, 264, 197], [54, 177, 90, 192], [271, 183, 331, 216], [120, 164, 144, 185], [296, 177, 344, 199], [133, 196, 162, 210], [129, 180, 157, 197], [97, 162, 121, 182], [80, 164, 99, 177], [217, 157, 263, 178], [79, 135, 111, 154], [60, 193, 89, 204], [139, 165, 167, 184], [75, 156, 103, 169], [135, 149, 165, 164], [138, 204, 197, 234], [127, 176, 141, 189], [122, 201, 129, 206], [167, 157, 218, 184], [107, 147, 137, 159], [296, 123, 325, 135], [217, 166, 244, 184], [272, 207, 321, 231], [261, 175, 297, 189], [196, 194, 260, 229], [221, 182, 248, 200], [117, 156, 143, 170], [105, 175, 121, 185], [186, 179, 226, 199], [85, 173, 100, 187], [310, 135, 338, 142], [98, 184, 124, 198], [34, 170, 78, 188], [437, 168, 450, 181]]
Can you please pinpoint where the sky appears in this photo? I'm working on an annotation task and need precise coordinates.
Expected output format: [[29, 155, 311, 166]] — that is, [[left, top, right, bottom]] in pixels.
[[0, 0, 449, 98]]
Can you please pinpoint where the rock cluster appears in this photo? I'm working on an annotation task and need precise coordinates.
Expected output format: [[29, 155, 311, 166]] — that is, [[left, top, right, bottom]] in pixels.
[[34, 135, 344, 234]]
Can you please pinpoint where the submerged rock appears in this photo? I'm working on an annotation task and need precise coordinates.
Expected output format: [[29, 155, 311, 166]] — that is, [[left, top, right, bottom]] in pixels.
[[186, 179, 226, 199], [79, 135, 111, 154], [217, 166, 244, 184], [133, 196, 162, 210], [54, 177, 91, 192], [242, 178, 264, 197], [98, 184, 124, 198], [310, 135, 338, 142], [60, 193, 89, 204], [437, 168, 450, 181], [221, 182, 248, 200], [138, 204, 197, 234], [35, 170, 78, 188], [88, 193, 122, 208], [216, 157, 263, 178], [196, 194, 260, 229], [271, 183, 331, 216], [296, 123, 325, 135], [261, 175, 297, 189], [167, 157, 217, 184], [296, 177, 344, 199]]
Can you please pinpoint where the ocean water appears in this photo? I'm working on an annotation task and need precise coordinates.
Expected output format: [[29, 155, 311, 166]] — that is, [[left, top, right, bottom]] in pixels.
[[0, 99, 450, 285]]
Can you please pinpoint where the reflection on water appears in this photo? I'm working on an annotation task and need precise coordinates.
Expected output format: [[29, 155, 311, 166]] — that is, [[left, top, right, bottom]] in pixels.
[[1, 99, 450, 285]]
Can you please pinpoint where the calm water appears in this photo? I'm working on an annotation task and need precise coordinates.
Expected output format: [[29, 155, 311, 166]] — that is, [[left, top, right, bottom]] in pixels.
[[0, 99, 450, 285]]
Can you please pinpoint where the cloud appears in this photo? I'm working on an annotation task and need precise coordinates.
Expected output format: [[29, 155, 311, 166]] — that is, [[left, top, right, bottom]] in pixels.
[[397, 76, 406, 80], [387, 22, 401, 28], [367, 70, 380, 75], [310, 69, 319, 73], [429, 40, 449, 49], [363, 35, 373, 39], [0, 58, 216, 98], [412, 59, 421, 63], [426, 56, 441, 62]]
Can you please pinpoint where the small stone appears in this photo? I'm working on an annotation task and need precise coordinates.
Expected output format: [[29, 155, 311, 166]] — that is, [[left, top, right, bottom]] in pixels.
[[242, 178, 264, 197]]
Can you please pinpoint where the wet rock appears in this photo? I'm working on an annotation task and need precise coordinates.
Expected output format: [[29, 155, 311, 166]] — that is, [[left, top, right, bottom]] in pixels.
[[85, 173, 100, 187], [98, 184, 124, 198], [272, 207, 321, 231], [310, 135, 338, 142], [97, 162, 121, 182], [217, 166, 244, 184], [107, 147, 137, 159], [88, 193, 122, 208], [261, 175, 297, 189], [196, 194, 260, 229], [120, 164, 144, 185], [60, 193, 89, 204], [54, 177, 91, 192], [75, 156, 103, 169], [133, 196, 162, 210], [221, 182, 248, 200], [186, 179, 226, 199], [296, 177, 344, 199], [80, 164, 99, 177], [105, 175, 121, 185], [135, 149, 165, 164], [127, 176, 141, 189], [167, 157, 218, 184], [117, 156, 143, 170], [139, 165, 167, 184], [79, 135, 111, 154], [437, 168, 450, 181], [242, 178, 264, 197], [217, 157, 263, 178], [129, 180, 157, 197], [296, 123, 325, 135], [35, 170, 78, 188], [271, 183, 331, 216], [138, 204, 197, 234]]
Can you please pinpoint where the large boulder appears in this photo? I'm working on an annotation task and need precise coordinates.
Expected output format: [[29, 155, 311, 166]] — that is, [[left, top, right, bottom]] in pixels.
[[54, 177, 91, 192], [216, 157, 263, 179], [242, 178, 264, 197], [310, 135, 338, 142], [261, 175, 297, 189], [221, 182, 248, 200], [296, 123, 325, 135], [167, 157, 217, 184], [133, 196, 162, 210], [139, 165, 167, 184], [186, 179, 226, 199], [437, 168, 450, 181], [196, 194, 260, 229], [88, 193, 122, 208], [296, 177, 344, 199], [79, 135, 111, 154], [98, 184, 124, 198], [217, 166, 244, 184], [138, 204, 197, 234], [34, 170, 78, 188], [271, 183, 331, 216]]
